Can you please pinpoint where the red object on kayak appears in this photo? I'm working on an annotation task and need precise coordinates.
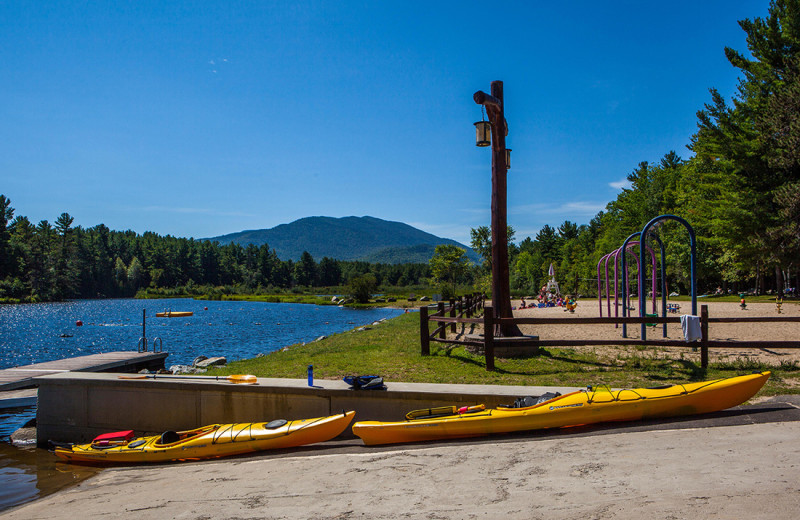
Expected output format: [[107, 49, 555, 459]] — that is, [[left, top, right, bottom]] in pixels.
[[93, 430, 135, 443]]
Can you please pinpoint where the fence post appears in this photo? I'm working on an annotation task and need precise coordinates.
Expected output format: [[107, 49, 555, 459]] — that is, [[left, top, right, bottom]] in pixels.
[[484, 307, 495, 371], [466, 294, 472, 318], [437, 302, 446, 339], [700, 304, 709, 369], [420, 305, 430, 356], [449, 299, 456, 333]]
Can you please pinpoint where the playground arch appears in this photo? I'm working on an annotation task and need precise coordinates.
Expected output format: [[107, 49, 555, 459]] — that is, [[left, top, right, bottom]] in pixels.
[[618, 214, 697, 340]]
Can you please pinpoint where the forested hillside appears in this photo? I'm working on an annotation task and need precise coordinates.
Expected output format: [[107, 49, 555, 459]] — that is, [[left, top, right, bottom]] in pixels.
[[206, 215, 478, 264], [0, 199, 430, 303]]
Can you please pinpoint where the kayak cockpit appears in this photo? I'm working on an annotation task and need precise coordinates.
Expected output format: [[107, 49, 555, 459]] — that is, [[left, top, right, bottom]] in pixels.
[[153, 424, 220, 447]]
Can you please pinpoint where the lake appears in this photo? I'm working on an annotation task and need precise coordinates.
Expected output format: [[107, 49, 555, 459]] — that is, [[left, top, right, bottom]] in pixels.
[[0, 298, 403, 370], [0, 298, 404, 512]]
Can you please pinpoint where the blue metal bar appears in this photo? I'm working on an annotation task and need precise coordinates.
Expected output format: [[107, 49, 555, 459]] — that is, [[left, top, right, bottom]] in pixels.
[[639, 215, 697, 340], [620, 232, 640, 338]]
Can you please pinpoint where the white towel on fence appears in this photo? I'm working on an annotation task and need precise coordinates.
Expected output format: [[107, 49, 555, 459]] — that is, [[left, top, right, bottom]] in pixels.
[[680, 314, 701, 342]]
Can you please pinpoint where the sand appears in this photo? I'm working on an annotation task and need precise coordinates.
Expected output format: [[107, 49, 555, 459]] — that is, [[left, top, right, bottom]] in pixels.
[[506, 299, 800, 367], [4, 419, 799, 519]]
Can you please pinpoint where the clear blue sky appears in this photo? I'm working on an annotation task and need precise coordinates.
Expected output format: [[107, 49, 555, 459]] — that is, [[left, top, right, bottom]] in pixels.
[[1, 1, 770, 246]]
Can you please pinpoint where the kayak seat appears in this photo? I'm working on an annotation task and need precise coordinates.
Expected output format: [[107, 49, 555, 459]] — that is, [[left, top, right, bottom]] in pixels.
[[159, 430, 180, 445]]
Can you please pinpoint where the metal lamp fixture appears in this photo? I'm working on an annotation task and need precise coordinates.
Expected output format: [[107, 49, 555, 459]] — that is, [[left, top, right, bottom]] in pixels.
[[474, 120, 491, 147]]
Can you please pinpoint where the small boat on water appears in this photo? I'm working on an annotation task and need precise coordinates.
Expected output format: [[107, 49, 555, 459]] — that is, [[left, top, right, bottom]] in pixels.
[[352, 372, 770, 446], [155, 311, 193, 318], [53, 411, 355, 463]]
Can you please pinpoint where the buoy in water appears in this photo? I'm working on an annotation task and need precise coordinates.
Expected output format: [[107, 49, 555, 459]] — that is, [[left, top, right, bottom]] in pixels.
[[76, 320, 83, 327], [204, 307, 208, 310]]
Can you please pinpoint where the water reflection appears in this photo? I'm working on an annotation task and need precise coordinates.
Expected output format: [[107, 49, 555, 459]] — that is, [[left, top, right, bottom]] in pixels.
[[0, 406, 102, 512], [0, 441, 101, 512]]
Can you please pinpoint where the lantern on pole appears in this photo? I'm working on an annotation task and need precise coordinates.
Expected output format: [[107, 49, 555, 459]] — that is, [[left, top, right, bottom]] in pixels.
[[474, 120, 491, 147]]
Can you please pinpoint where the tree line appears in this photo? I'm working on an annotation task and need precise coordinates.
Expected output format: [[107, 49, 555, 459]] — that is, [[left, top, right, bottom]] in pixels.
[[0, 197, 430, 303]]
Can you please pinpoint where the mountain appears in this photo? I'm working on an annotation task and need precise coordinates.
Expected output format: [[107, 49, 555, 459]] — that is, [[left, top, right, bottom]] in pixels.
[[205, 216, 479, 264]]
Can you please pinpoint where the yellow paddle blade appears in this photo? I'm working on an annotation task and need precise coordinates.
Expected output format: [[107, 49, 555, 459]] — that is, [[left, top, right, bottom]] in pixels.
[[227, 374, 258, 384]]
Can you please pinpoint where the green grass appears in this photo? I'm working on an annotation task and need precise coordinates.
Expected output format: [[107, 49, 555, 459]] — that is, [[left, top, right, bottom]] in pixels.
[[210, 312, 800, 397]]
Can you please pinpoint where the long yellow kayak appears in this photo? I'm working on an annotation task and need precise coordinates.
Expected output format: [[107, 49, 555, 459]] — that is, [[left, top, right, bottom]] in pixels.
[[54, 411, 355, 463], [155, 311, 193, 317], [352, 372, 769, 446]]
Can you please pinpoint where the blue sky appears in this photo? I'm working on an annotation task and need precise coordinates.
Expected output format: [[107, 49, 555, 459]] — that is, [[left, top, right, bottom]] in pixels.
[[1, 1, 770, 246]]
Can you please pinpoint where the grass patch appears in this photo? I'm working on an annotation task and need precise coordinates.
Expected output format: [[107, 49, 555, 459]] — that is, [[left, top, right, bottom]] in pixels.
[[210, 312, 799, 397]]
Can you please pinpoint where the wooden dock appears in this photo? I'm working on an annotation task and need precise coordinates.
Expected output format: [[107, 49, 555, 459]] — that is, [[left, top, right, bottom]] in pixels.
[[0, 351, 168, 392], [0, 388, 38, 409]]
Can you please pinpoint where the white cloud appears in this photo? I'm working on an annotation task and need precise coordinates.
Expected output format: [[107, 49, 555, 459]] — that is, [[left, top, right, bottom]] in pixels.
[[510, 201, 606, 216], [609, 178, 631, 190]]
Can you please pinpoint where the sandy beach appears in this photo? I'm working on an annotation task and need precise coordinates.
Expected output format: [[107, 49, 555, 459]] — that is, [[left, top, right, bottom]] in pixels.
[[508, 299, 800, 367]]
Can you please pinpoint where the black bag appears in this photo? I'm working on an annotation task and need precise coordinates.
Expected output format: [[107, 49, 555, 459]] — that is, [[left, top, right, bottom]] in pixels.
[[343, 375, 387, 390]]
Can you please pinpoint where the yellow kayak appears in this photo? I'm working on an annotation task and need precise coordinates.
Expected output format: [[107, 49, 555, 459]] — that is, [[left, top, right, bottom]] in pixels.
[[352, 372, 770, 446], [155, 311, 193, 317], [54, 411, 355, 463]]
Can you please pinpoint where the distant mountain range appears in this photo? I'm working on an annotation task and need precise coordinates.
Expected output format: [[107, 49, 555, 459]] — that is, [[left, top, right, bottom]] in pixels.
[[204, 216, 479, 264]]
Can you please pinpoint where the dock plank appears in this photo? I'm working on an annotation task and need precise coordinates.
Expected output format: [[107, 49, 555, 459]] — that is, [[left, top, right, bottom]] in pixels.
[[0, 388, 38, 409], [0, 351, 168, 391]]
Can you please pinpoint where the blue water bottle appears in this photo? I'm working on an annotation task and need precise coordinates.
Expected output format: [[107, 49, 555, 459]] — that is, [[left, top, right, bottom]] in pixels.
[[307, 364, 314, 386]]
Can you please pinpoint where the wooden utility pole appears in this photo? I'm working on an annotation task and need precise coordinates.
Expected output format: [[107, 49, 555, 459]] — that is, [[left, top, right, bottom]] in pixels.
[[474, 81, 522, 337]]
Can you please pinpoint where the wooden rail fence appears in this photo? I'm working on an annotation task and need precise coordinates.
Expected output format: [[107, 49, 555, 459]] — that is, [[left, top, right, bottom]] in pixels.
[[419, 293, 485, 356], [421, 302, 800, 371]]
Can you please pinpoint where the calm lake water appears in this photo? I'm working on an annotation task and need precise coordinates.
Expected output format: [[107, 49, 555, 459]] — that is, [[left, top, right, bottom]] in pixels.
[[0, 298, 403, 512]]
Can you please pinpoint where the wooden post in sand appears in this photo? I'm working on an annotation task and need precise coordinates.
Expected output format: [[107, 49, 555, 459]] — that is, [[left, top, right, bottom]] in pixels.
[[700, 304, 709, 369], [450, 299, 457, 333], [420, 305, 430, 356]]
